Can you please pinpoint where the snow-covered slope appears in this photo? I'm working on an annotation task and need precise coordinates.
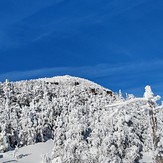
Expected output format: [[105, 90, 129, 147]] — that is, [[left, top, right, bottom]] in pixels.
[[0, 139, 53, 163], [0, 75, 114, 151], [0, 76, 163, 163], [0, 140, 153, 163]]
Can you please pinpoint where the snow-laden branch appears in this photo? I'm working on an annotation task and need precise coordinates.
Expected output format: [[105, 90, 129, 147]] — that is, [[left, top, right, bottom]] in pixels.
[[153, 105, 163, 111], [108, 108, 119, 118], [106, 95, 163, 119], [105, 98, 147, 108], [106, 98, 148, 119]]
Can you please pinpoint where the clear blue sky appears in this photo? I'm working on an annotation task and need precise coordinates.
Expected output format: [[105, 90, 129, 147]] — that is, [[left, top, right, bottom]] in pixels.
[[0, 0, 163, 97]]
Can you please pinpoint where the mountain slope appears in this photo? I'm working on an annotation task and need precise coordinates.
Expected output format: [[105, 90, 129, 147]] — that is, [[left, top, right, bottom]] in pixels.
[[0, 75, 114, 152], [0, 76, 163, 163]]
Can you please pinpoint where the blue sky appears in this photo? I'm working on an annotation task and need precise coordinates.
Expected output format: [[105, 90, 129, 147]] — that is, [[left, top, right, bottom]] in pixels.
[[0, 0, 163, 97]]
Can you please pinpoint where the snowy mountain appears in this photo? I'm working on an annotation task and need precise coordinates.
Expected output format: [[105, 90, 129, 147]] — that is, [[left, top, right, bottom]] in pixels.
[[0, 75, 113, 150], [0, 75, 163, 163]]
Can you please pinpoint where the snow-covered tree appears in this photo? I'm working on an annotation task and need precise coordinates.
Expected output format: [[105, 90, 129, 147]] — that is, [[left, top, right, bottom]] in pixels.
[[143, 85, 163, 163]]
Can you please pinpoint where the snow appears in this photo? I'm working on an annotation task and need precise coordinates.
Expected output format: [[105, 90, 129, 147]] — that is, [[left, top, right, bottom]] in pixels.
[[105, 97, 147, 108], [0, 76, 163, 162], [0, 140, 53, 163], [124, 114, 131, 123], [144, 85, 154, 100], [140, 151, 153, 163], [0, 141, 154, 163], [40, 75, 111, 90]]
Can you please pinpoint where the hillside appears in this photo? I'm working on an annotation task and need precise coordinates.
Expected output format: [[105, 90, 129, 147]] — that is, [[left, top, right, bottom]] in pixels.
[[0, 75, 114, 151], [0, 76, 163, 163]]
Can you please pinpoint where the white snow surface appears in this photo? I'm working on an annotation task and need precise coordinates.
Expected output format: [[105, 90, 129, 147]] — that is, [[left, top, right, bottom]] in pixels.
[[140, 151, 153, 163], [0, 139, 53, 163]]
